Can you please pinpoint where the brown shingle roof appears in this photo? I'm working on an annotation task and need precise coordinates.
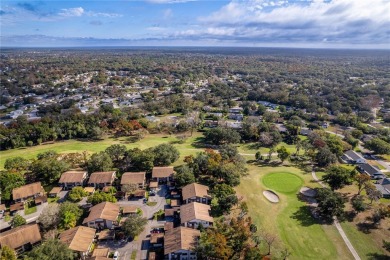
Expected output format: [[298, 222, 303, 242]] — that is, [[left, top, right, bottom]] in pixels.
[[59, 171, 87, 184], [49, 187, 62, 194], [164, 227, 200, 255], [182, 183, 210, 201], [180, 202, 213, 224], [149, 182, 158, 188], [92, 248, 109, 257], [122, 205, 138, 214], [0, 204, 5, 211], [121, 172, 146, 185], [12, 182, 43, 200], [97, 230, 115, 240], [59, 226, 96, 252], [88, 172, 116, 184], [152, 167, 174, 178], [0, 224, 42, 250], [83, 202, 120, 224]]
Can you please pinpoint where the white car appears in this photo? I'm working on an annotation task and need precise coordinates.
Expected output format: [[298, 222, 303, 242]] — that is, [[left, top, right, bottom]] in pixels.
[[113, 251, 119, 260]]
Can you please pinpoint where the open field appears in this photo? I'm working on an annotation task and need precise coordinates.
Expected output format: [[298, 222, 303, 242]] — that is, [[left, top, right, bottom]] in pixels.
[[236, 165, 354, 260], [0, 132, 205, 169]]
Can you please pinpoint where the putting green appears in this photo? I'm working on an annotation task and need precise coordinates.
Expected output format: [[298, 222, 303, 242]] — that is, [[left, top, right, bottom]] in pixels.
[[262, 172, 303, 194]]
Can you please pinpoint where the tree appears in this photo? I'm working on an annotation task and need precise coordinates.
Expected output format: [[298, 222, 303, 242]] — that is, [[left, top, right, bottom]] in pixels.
[[277, 146, 290, 163], [383, 240, 390, 252], [315, 188, 345, 222], [10, 214, 26, 227], [315, 147, 337, 167], [38, 203, 60, 231], [67, 186, 88, 202], [0, 245, 16, 260], [30, 154, 69, 185], [195, 228, 233, 260], [105, 144, 127, 163], [261, 231, 277, 256], [211, 184, 238, 215], [322, 166, 354, 191], [364, 137, 390, 155], [59, 202, 83, 229], [151, 143, 180, 166], [174, 165, 195, 187], [122, 215, 148, 238], [351, 195, 367, 213], [4, 157, 30, 172], [204, 127, 241, 145], [87, 151, 113, 173], [121, 183, 138, 194], [0, 171, 25, 200], [219, 144, 239, 161], [365, 184, 382, 204], [26, 239, 75, 260], [354, 174, 372, 195], [87, 191, 117, 205]]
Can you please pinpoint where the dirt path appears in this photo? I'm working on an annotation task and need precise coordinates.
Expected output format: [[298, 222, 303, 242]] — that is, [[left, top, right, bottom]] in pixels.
[[311, 168, 361, 260]]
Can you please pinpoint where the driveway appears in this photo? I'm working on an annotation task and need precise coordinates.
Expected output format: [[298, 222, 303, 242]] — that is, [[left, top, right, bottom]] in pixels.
[[111, 185, 168, 260], [0, 202, 48, 231]]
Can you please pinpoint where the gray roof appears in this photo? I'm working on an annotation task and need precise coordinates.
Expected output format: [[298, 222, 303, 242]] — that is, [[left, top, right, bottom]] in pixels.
[[344, 150, 365, 161], [375, 184, 390, 196], [358, 163, 381, 176]]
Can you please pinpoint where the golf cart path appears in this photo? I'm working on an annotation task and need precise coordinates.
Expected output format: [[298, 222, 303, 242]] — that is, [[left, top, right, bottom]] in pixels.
[[312, 169, 361, 260]]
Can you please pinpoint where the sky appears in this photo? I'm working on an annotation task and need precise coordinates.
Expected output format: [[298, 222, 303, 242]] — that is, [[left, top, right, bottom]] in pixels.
[[1, 0, 389, 48]]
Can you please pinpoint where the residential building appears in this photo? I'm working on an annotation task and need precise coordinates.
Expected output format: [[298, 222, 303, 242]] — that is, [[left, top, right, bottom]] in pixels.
[[152, 167, 174, 184], [375, 178, 390, 198], [342, 150, 366, 164], [83, 202, 120, 230], [180, 202, 213, 228], [88, 171, 116, 189], [357, 163, 382, 178], [59, 226, 96, 258], [121, 172, 146, 189], [48, 187, 62, 198], [164, 227, 200, 260], [12, 182, 44, 203], [182, 183, 211, 204], [59, 171, 88, 190], [0, 224, 42, 254]]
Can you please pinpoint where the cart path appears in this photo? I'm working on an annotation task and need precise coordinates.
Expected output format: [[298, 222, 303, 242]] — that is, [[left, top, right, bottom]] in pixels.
[[311, 168, 361, 260]]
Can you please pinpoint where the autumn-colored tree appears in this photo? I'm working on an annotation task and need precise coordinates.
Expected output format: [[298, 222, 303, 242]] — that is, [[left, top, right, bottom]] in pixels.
[[354, 174, 372, 195]]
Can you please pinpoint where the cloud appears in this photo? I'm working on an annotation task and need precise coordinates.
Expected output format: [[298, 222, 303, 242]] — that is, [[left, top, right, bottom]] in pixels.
[[192, 0, 390, 45], [163, 8, 173, 19], [16, 2, 40, 12], [89, 20, 103, 26], [146, 0, 196, 4], [59, 7, 84, 17]]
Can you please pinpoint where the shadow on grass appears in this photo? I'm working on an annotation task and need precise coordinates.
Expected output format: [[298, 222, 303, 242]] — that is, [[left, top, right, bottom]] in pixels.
[[366, 253, 390, 260], [290, 205, 318, 227], [356, 221, 378, 234]]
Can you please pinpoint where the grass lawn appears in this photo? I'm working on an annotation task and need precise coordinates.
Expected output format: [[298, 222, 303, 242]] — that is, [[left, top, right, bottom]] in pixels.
[[146, 202, 157, 207], [236, 165, 353, 260], [24, 205, 37, 215], [0, 132, 205, 169], [131, 250, 137, 260]]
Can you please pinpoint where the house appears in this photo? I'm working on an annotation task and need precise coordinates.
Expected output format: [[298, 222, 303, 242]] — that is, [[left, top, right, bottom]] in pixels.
[[12, 182, 44, 203], [88, 171, 116, 189], [121, 172, 146, 189], [180, 202, 213, 228], [152, 167, 174, 184], [59, 171, 88, 190], [59, 226, 96, 258], [182, 183, 211, 204], [150, 233, 164, 248], [122, 205, 138, 217], [97, 230, 115, 241], [228, 113, 244, 121], [83, 202, 120, 230], [48, 187, 62, 198], [229, 107, 243, 114], [375, 178, 390, 198], [357, 163, 382, 178], [0, 224, 42, 254], [0, 204, 5, 218], [92, 247, 109, 257], [149, 181, 158, 192], [342, 150, 366, 164], [164, 227, 200, 260]]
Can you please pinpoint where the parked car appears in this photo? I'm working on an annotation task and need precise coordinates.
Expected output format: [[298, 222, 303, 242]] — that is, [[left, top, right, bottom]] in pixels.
[[113, 251, 119, 260]]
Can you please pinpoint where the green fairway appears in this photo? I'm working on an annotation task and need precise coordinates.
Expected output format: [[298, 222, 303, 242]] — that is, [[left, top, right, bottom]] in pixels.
[[236, 166, 353, 260], [0, 133, 204, 169], [262, 172, 303, 194]]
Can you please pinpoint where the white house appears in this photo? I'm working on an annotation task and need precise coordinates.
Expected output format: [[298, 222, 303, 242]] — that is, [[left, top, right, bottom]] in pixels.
[[82, 202, 120, 230], [180, 202, 213, 229]]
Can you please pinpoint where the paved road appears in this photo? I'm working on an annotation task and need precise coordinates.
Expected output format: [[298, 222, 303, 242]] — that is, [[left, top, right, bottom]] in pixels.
[[311, 168, 361, 260], [0, 202, 48, 230], [110, 185, 168, 260]]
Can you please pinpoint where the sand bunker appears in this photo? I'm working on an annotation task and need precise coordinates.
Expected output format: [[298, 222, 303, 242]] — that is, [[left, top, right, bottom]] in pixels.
[[263, 190, 280, 203], [299, 187, 317, 198]]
